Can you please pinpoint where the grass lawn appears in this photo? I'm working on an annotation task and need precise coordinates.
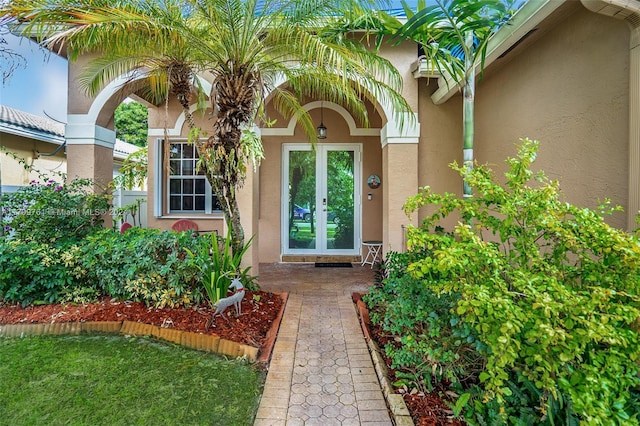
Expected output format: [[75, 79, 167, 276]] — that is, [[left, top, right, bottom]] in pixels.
[[0, 334, 265, 426]]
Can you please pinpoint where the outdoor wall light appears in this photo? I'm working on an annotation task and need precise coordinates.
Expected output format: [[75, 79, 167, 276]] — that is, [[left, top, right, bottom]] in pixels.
[[317, 102, 327, 139]]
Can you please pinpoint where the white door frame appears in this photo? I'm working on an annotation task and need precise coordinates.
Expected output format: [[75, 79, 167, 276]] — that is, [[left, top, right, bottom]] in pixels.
[[281, 143, 362, 255]]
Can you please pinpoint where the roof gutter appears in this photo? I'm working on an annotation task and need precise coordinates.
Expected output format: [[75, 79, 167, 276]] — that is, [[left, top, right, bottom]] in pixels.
[[412, 0, 565, 105], [580, 0, 640, 25]]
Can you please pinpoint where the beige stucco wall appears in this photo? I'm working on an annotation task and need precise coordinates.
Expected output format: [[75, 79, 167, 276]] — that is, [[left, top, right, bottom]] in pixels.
[[68, 54, 121, 129], [258, 103, 384, 263], [66, 144, 114, 189], [415, 82, 463, 230], [0, 135, 67, 185], [146, 98, 226, 234], [378, 39, 421, 113], [471, 5, 630, 229]]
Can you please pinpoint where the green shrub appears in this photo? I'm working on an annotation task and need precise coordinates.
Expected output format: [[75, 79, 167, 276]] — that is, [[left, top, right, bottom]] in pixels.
[[2, 178, 110, 244], [0, 239, 96, 306], [364, 249, 481, 394], [185, 225, 257, 307], [369, 139, 640, 425], [79, 228, 206, 308]]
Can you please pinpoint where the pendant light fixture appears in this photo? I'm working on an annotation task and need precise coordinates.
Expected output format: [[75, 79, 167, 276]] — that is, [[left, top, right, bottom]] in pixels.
[[317, 101, 327, 139]]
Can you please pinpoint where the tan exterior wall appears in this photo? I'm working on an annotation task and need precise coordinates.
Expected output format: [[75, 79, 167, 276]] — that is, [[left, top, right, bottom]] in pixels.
[[472, 6, 630, 229], [146, 98, 226, 234], [378, 39, 421, 113], [66, 144, 114, 189], [68, 55, 121, 129], [383, 142, 418, 253], [415, 82, 463, 230], [258, 105, 384, 263], [1, 135, 67, 185], [142, 2, 635, 269]]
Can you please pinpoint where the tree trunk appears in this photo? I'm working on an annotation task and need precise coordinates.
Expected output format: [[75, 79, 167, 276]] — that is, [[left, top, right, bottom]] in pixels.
[[463, 30, 475, 199], [226, 191, 245, 257]]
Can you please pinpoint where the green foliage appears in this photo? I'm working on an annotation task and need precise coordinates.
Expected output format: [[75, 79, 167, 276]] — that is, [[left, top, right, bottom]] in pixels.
[[185, 224, 257, 306], [79, 228, 205, 308], [394, 0, 514, 87], [112, 146, 148, 191], [0, 239, 96, 306], [364, 249, 481, 395], [0, 175, 109, 305], [2, 178, 110, 245], [367, 139, 640, 425], [114, 101, 148, 147]]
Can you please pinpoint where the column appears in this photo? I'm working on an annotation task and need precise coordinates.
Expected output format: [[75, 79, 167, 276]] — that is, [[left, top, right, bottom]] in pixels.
[[381, 115, 420, 255]]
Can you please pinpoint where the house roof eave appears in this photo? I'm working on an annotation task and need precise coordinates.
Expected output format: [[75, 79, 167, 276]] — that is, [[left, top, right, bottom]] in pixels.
[[411, 0, 566, 105], [0, 122, 65, 146]]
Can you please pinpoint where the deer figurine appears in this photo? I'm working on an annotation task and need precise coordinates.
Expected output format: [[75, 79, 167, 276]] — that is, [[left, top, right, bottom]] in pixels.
[[205, 277, 245, 329]]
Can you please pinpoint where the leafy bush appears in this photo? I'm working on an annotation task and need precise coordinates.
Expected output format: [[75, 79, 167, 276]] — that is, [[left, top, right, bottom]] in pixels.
[[367, 139, 640, 425], [365, 249, 481, 394], [2, 178, 110, 244], [0, 175, 111, 305], [0, 239, 96, 306], [79, 228, 206, 308]]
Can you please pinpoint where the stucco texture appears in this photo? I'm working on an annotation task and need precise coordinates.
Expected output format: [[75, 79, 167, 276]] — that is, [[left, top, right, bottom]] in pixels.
[[473, 6, 629, 229]]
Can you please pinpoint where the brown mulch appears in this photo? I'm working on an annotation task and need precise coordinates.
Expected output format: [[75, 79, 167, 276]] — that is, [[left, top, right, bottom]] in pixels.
[[368, 314, 466, 426], [2, 289, 465, 424], [0, 291, 283, 349]]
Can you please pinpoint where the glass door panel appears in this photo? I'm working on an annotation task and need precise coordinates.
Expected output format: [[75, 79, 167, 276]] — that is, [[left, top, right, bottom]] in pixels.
[[325, 149, 355, 250], [287, 150, 316, 250], [283, 144, 360, 255]]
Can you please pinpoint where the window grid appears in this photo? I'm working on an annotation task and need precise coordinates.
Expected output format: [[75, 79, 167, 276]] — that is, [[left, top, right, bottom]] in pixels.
[[167, 142, 221, 214]]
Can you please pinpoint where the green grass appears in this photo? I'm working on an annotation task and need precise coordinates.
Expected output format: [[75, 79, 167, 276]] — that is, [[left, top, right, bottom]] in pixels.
[[0, 335, 265, 426]]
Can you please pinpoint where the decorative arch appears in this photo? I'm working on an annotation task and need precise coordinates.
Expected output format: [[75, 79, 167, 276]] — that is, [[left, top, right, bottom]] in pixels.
[[260, 100, 379, 137]]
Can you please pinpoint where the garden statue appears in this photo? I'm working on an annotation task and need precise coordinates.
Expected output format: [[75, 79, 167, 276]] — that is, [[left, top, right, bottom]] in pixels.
[[205, 278, 245, 329]]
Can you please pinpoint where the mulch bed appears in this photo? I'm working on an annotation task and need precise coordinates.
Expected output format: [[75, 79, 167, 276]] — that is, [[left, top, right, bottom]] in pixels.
[[0, 290, 283, 349], [366, 307, 466, 425]]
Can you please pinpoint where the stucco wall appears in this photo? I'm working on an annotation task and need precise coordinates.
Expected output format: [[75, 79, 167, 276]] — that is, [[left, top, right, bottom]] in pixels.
[[1, 134, 67, 186], [259, 104, 384, 263], [418, 81, 462, 191], [472, 6, 630, 229], [378, 39, 421, 113], [146, 98, 226, 234]]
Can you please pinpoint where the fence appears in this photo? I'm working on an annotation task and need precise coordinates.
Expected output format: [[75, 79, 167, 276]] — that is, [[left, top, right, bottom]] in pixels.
[[112, 189, 148, 228]]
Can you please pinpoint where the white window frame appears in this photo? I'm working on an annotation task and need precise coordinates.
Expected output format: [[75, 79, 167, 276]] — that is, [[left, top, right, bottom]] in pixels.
[[154, 138, 221, 216]]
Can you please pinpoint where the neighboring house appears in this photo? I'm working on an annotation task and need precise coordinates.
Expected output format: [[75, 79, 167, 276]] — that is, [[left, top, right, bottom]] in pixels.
[[0, 105, 147, 225], [16, 0, 640, 272]]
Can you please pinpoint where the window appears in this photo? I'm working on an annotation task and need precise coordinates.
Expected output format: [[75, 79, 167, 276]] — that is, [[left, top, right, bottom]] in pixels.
[[167, 142, 221, 213]]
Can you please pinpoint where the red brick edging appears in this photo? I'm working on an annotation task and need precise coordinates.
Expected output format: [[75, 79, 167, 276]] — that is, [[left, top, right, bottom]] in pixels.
[[0, 292, 289, 364]]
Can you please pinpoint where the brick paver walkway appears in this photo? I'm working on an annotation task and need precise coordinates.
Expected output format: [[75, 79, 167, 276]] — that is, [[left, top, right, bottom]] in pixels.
[[254, 263, 392, 425]]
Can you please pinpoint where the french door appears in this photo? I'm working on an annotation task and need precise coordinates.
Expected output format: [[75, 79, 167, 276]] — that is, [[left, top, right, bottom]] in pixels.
[[282, 143, 361, 255]]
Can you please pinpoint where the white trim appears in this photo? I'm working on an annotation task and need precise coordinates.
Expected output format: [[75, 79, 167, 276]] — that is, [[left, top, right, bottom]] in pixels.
[[65, 117, 115, 149], [261, 101, 379, 137], [86, 73, 138, 124], [0, 123, 65, 145], [380, 112, 420, 148], [153, 138, 163, 218]]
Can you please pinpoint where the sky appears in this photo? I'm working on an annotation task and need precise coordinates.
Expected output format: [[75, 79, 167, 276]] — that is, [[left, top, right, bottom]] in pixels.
[[0, 31, 68, 122]]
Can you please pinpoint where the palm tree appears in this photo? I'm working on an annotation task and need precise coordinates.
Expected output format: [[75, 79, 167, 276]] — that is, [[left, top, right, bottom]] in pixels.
[[1, 0, 413, 254], [394, 0, 513, 198]]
